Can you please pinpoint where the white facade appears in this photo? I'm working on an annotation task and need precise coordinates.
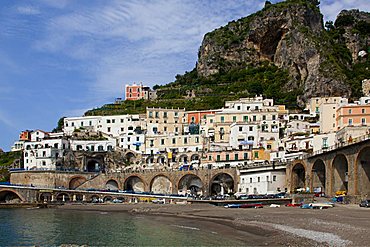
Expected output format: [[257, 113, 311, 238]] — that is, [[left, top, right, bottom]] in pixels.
[[312, 133, 336, 152], [119, 133, 146, 153], [239, 169, 286, 195], [70, 138, 116, 152], [64, 116, 101, 135], [24, 138, 69, 171]]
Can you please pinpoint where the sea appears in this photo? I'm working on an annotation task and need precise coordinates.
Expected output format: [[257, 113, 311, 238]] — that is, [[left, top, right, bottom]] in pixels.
[[0, 208, 245, 246]]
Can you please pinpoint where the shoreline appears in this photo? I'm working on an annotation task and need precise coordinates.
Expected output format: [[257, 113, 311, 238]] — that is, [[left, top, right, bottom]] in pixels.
[[55, 203, 365, 246]]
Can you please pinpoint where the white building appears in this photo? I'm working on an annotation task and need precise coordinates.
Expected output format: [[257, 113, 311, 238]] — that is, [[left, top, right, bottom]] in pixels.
[[24, 138, 69, 171], [239, 167, 286, 195]]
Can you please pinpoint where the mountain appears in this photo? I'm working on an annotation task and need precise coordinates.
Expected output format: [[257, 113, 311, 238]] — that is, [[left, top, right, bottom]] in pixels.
[[196, 0, 369, 103], [85, 0, 370, 116]]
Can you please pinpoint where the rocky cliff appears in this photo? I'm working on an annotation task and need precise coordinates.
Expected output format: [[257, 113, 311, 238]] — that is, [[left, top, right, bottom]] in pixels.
[[196, 0, 369, 102]]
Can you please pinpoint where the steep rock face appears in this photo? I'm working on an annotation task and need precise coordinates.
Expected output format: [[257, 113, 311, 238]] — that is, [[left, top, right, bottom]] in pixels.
[[196, 1, 352, 101], [335, 10, 370, 63]]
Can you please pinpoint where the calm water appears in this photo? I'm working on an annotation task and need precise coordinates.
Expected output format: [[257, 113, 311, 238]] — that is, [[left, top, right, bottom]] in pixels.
[[0, 208, 245, 246]]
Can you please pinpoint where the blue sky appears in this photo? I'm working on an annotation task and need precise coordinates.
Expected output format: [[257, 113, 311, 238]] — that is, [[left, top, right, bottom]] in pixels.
[[0, 0, 369, 151]]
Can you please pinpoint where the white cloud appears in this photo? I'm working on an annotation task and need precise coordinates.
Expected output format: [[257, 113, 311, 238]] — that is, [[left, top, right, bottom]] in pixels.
[[16, 5, 40, 15], [321, 0, 370, 22]]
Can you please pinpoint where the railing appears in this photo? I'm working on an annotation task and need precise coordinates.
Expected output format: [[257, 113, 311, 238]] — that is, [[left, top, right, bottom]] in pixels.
[[303, 133, 370, 159]]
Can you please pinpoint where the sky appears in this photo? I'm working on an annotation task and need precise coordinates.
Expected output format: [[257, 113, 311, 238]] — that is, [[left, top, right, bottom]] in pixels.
[[0, 0, 369, 151]]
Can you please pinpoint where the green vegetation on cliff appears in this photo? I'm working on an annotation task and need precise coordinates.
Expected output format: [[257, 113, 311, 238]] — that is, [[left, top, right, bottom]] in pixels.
[[85, 63, 298, 116], [0, 151, 22, 182]]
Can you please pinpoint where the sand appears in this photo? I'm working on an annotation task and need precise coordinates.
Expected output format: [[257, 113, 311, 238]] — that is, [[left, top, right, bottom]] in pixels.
[[57, 203, 370, 246]]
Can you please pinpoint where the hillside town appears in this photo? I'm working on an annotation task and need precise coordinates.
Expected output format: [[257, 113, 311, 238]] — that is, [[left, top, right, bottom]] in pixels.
[[8, 79, 370, 196]]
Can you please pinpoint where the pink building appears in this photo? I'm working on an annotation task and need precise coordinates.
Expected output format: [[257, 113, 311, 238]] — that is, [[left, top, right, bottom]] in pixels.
[[125, 82, 157, 101], [336, 104, 370, 130]]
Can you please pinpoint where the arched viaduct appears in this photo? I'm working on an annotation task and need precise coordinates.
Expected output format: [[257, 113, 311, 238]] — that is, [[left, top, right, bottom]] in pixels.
[[9, 168, 238, 202], [286, 139, 370, 199]]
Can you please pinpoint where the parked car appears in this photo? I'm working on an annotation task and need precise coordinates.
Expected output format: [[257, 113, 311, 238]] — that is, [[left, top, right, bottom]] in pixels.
[[359, 199, 370, 207]]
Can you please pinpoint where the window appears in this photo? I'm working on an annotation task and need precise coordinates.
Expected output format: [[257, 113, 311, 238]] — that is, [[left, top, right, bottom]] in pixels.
[[106, 119, 111, 123], [258, 177, 260, 182], [128, 137, 131, 142], [161, 139, 165, 145], [249, 126, 253, 131], [221, 116, 225, 123], [164, 127, 167, 132], [81, 121, 84, 126], [112, 119, 115, 123], [163, 112, 168, 118], [150, 140, 154, 147], [191, 116, 195, 123], [195, 137, 199, 143], [349, 119, 353, 125], [155, 112, 159, 118], [362, 109, 366, 114], [272, 115, 276, 120], [250, 178, 252, 183], [244, 153, 248, 159], [210, 119, 213, 123], [239, 127, 243, 131], [362, 118, 366, 125], [349, 109, 352, 114], [237, 105, 241, 110], [121, 119, 124, 123], [107, 127, 111, 132], [216, 155, 221, 161], [266, 176, 269, 182], [234, 154, 238, 160], [243, 116, 248, 122], [54, 143, 58, 149], [273, 175, 277, 181], [233, 116, 237, 122], [262, 115, 266, 120], [149, 112, 153, 118], [315, 107, 319, 113], [42, 151, 46, 157], [172, 138, 176, 144], [253, 115, 256, 121], [254, 151, 259, 158], [226, 154, 229, 161], [184, 137, 188, 144], [267, 144, 272, 150], [209, 155, 212, 161]]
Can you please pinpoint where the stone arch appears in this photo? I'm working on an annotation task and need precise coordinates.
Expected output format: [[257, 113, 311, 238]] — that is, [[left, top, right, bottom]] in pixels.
[[69, 176, 87, 189], [56, 193, 70, 202], [178, 154, 188, 163], [146, 156, 154, 165], [157, 155, 166, 164], [39, 192, 53, 202], [106, 179, 119, 190], [0, 189, 24, 203], [90, 194, 100, 202], [103, 196, 113, 202], [178, 174, 204, 196], [312, 159, 326, 194], [209, 173, 234, 195], [150, 175, 173, 194], [86, 159, 101, 172], [124, 176, 145, 192], [332, 154, 349, 194], [191, 154, 200, 161], [125, 151, 136, 164], [356, 146, 370, 196], [292, 163, 306, 191]]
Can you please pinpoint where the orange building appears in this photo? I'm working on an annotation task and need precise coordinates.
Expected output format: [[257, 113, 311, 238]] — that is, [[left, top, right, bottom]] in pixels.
[[336, 104, 370, 130], [19, 130, 31, 141], [187, 110, 217, 124]]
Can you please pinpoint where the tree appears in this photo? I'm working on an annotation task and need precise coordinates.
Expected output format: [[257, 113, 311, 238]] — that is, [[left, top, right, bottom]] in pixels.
[[52, 117, 66, 133], [325, 21, 334, 31]]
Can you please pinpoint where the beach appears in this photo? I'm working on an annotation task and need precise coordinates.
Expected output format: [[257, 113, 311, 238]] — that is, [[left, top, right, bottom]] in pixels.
[[57, 203, 370, 246]]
